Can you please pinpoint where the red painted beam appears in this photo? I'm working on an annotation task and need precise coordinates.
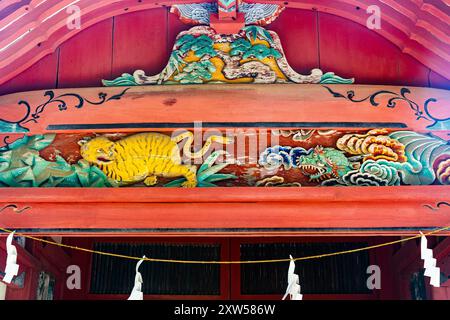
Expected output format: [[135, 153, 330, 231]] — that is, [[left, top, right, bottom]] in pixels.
[[0, 185, 447, 203], [0, 186, 448, 235], [0, 84, 448, 134]]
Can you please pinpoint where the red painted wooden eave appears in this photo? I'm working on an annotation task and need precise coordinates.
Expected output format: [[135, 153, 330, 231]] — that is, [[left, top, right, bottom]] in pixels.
[[0, 0, 448, 86]]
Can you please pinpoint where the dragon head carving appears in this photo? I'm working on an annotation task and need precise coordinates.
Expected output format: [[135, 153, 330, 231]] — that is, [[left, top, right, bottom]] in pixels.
[[298, 146, 355, 182]]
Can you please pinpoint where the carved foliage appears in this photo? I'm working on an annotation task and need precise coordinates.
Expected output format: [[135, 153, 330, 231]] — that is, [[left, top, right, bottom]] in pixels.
[[1, 129, 449, 188], [103, 26, 353, 86]]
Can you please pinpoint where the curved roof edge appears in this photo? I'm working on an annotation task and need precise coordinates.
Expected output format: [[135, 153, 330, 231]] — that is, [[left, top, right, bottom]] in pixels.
[[0, 0, 448, 85]]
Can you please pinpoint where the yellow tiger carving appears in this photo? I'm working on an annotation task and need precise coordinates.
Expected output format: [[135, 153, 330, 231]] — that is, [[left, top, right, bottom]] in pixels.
[[78, 132, 232, 187]]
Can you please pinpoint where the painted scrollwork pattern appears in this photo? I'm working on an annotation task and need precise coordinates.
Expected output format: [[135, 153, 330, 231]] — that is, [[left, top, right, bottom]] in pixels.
[[0, 204, 31, 214], [423, 202, 450, 211], [0, 88, 129, 133], [323, 86, 449, 130]]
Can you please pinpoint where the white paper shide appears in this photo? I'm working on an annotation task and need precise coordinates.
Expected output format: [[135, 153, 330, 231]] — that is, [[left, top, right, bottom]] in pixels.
[[3, 232, 19, 284], [282, 255, 303, 300], [420, 232, 441, 287], [128, 255, 146, 300]]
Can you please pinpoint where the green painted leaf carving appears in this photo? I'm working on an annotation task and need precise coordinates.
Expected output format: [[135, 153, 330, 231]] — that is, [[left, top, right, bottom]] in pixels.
[[203, 173, 237, 183], [174, 60, 216, 84], [5, 135, 30, 150], [163, 178, 185, 187], [169, 51, 185, 72], [197, 181, 218, 187], [0, 121, 28, 133], [178, 34, 216, 58], [197, 150, 229, 174], [164, 151, 236, 187], [0, 134, 115, 187], [241, 44, 281, 60], [242, 25, 274, 44], [230, 40, 252, 56], [29, 134, 56, 150], [176, 34, 195, 47], [198, 163, 230, 181]]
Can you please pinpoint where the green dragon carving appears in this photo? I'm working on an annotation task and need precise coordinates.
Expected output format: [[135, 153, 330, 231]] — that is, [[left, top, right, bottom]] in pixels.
[[298, 146, 356, 182]]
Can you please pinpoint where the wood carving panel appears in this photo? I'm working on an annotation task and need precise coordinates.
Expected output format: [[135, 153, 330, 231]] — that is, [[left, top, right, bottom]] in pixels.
[[0, 129, 448, 188]]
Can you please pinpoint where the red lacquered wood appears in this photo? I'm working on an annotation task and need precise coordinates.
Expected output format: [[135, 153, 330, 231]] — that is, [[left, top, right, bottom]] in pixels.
[[392, 235, 450, 300], [0, 201, 448, 231], [318, 12, 430, 86], [59, 237, 91, 300], [395, 53, 434, 88], [1, 6, 448, 94], [251, 0, 450, 79], [167, 6, 190, 51], [0, 1, 209, 86], [0, 186, 448, 234], [112, 8, 169, 79], [269, 8, 319, 75], [0, 235, 69, 299], [58, 19, 113, 88], [0, 84, 448, 134], [0, 186, 447, 203], [0, 2, 449, 88], [373, 245, 396, 299], [0, 51, 58, 96], [0, 240, 40, 270]]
